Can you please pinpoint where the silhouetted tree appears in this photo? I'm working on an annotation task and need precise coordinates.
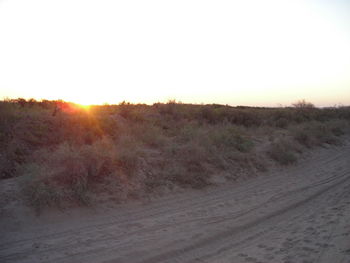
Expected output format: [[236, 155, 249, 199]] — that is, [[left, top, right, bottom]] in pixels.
[[292, 99, 314, 109]]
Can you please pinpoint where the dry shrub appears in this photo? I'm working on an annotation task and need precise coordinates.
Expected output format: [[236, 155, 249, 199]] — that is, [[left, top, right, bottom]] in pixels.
[[115, 134, 141, 175], [293, 121, 342, 148], [292, 99, 315, 109], [157, 100, 182, 115], [20, 163, 66, 214], [163, 141, 211, 188], [20, 137, 126, 212], [274, 118, 289, 128], [166, 164, 209, 189], [250, 155, 268, 172], [209, 125, 254, 153], [178, 124, 253, 153], [128, 122, 167, 148], [196, 106, 262, 126], [327, 119, 348, 136], [267, 139, 297, 165]]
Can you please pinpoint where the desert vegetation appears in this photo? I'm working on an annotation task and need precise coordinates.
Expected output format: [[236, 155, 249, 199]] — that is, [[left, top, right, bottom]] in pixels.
[[1, 98, 349, 213]]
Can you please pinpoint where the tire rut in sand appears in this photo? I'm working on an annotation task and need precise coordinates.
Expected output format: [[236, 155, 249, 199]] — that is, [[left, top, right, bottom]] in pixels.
[[135, 174, 350, 263]]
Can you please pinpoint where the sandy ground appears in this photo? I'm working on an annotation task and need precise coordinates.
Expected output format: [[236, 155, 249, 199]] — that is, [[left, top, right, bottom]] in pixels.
[[1, 141, 350, 263]]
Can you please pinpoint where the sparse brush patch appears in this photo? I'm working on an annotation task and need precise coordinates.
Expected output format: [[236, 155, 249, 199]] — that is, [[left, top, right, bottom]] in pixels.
[[162, 140, 212, 188], [20, 163, 65, 214], [228, 109, 263, 127], [293, 121, 341, 148], [2, 99, 350, 213], [20, 137, 130, 213], [327, 119, 348, 136], [116, 135, 141, 176], [165, 162, 210, 189], [210, 125, 254, 153], [249, 154, 268, 172], [131, 122, 167, 148], [274, 118, 289, 129], [267, 139, 297, 165]]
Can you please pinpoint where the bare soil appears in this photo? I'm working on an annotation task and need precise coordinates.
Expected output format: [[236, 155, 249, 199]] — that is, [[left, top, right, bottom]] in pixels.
[[1, 139, 350, 263]]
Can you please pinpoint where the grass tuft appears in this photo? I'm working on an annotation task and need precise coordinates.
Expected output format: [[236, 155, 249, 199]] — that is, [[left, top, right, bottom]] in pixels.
[[267, 139, 297, 165]]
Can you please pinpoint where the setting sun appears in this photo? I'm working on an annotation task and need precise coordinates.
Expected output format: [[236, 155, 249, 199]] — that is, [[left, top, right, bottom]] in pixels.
[[73, 98, 100, 107], [76, 103, 91, 110]]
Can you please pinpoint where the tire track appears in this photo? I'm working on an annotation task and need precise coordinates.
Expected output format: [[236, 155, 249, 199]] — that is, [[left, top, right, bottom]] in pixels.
[[135, 174, 350, 263]]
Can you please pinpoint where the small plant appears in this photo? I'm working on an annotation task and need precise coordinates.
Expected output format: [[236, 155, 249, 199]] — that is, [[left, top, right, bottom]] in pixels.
[[274, 118, 289, 128], [267, 139, 297, 165], [293, 121, 340, 147], [328, 119, 347, 136], [20, 163, 64, 214], [210, 126, 254, 153], [20, 137, 125, 213], [116, 135, 140, 175], [165, 162, 210, 189]]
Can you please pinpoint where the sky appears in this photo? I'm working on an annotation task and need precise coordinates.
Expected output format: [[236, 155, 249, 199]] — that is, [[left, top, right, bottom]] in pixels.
[[0, 0, 349, 107]]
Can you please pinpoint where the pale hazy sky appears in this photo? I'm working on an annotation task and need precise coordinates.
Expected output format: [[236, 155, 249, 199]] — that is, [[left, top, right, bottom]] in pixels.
[[0, 0, 349, 106]]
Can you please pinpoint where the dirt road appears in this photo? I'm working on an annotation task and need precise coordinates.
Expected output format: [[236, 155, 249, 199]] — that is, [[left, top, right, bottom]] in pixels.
[[1, 141, 350, 263]]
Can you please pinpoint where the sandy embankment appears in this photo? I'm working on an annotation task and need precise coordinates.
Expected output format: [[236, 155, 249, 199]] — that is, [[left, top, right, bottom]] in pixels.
[[1, 140, 350, 263]]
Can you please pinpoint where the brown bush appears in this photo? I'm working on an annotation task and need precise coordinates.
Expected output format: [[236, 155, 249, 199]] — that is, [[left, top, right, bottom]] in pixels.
[[267, 139, 297, 165]]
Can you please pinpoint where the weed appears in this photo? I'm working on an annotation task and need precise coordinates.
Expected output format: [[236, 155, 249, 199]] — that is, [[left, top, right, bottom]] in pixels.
[[267, 139, 297, 165], [210, 125, 254, 153], [20, 138, 125, 212], [293, 121, 341, 147], [20, 163, 64, 214]]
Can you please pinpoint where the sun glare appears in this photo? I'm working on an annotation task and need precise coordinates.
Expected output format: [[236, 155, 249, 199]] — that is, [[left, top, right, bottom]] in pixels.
[[71, 97, 100, 107], [77, 103, 91, 110]]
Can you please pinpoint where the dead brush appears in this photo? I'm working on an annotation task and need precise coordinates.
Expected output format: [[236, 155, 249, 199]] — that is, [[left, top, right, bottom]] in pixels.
[[20, 137, 129, 213], [267, 139, 297, 165], [209, 125, 254, 153], [293, 121, 342, 148]]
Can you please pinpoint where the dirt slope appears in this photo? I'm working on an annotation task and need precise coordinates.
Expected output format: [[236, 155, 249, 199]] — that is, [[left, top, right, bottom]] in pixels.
[[1, 140, 350, 263]]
